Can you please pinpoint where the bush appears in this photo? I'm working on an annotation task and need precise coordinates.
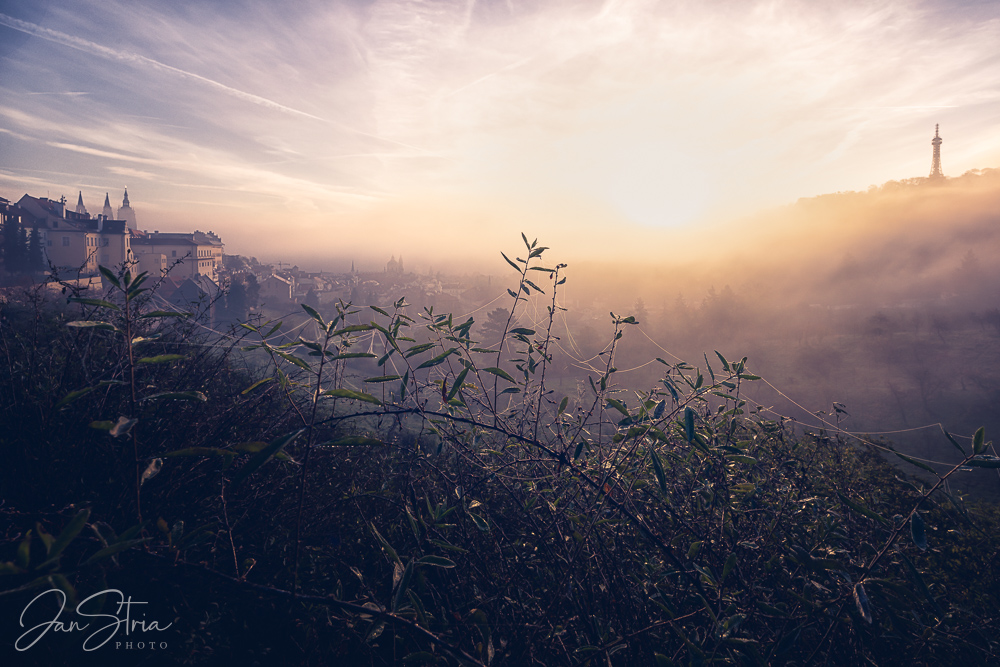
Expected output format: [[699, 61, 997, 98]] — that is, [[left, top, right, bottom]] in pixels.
[[1, 241, 999, 666]]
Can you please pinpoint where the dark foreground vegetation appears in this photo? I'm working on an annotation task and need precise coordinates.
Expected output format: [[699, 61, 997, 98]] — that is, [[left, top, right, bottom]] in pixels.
[[2, 238, 999, 666]]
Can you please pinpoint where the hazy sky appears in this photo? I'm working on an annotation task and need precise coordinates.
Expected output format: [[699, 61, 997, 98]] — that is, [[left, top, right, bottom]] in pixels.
[[1, 0, 998, 267]]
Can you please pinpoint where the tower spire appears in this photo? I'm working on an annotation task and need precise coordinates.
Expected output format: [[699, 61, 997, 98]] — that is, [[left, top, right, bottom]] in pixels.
[[929, 124, 944, 179], [75, 191, 88, 216]]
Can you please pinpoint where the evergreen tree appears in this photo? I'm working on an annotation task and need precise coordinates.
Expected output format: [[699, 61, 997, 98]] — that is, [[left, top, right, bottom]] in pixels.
[[2, 215, 22, 272]]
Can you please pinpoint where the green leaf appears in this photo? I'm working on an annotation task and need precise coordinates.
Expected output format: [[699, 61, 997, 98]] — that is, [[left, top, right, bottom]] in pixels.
[[943, 430, 967, 456], [606, 398, 629, 416], [329, 352, 377, 360], [301, 303, 325, 327], [684, 407, 695, 444], [404, 342, 435, 358], [910, 511, 927, 551], [89, 420, 114, 431], [966, 456, 1000, 468], [893, 451, 937, 474], [45, 509, 90, 565], [83, 538, 151, 566], [139, 310, 191, 319], [276, 350, 311, 371], [241, 378, 273, 395], [322, 436, 384, 447], [330, 324, 374, 337], [371, 525, 401, 565], [230, 429, 303, 487], [650, 451, 667, 495], [508, 327, 535, 336], [66, 321, 119, 333], [142, 391, 207, 402], [714, 350, 731, 372], [447, 367, 470, 401], [722, 553, 738, 582], [164, 447, 236, 458], [54, 387, 94, 410], [69, 297, 120, 311], [973, 426, 987, 455], [416, 555, 456, 568], [500, 251, 521, 273], [364, 375, 402, 383], [137, 354, 187, 364], [837, 492, 890, 525], [98, 265, 122, 289], [483, 367, 516, 383], [416, 348, 459, 370], [468, 512, 490, 532], [322, 388, 382, 405]]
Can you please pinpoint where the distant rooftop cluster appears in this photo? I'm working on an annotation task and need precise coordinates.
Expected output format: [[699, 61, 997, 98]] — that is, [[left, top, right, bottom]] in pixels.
[[0, 189, 224, 286]]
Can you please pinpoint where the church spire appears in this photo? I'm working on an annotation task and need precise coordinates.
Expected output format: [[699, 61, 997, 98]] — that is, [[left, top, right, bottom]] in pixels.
[[102, 192, 114, 219], [75, 191, 88, 216], [122, 188, 131, 207]]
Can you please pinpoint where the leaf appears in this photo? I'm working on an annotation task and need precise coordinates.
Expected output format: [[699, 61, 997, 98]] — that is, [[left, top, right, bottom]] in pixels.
[[973, 426, 987, 455], [508, 327, 535, 336], [142, 391, 207, 402], [329, 352, 377, 360], [139, 310, 191, 319], [301, 303, 325, 327], [322, 388, 382, 405], [163, 447, 237, 458], [98, 265, 122, 289], [606, 398, 629, 416], [137, 354, 187, 364], [230, 430, 303, 487], [714, 350, 731, 372], [47, 509, 91, 563], [447, 367, 470, 401], [416, 555, 456, 568], [66, 321, 119, 333], [371, 525, 401, 565], [83, 538, 152, 566], [330, 324, 374, 337], [89, 420, 114, 431], [500, 251, 521, 273], [853, 583, 872, 624], [416, 348, 459, 370], [322, 436, 384, 447], [364, 375, 402, 383], [241, 378, 273, 395], [650, 451, 667, 494], [469, 512, 490, 532], [943, 430, 967, 456], [892, 451, 937, 475], [910, 511, 927, 551], [837, 492, 890, 525], [276, 350, 311, 371], [966, 456, 1000, 468], [404, 342, 435, 358], [684, 407, 695, 443], [54, 387, 94, 410], [483, 367, 516, 383], [69, 297, 120, 311], [557, 396, 569, 415], [722, 553, 738, 582]]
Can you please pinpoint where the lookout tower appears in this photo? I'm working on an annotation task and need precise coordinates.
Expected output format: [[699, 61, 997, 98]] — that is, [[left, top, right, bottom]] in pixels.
[[929, 124, 944, 179]]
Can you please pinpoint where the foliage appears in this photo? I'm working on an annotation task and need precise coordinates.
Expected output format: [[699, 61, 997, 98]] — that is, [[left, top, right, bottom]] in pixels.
[[0, 240, 998, 666]]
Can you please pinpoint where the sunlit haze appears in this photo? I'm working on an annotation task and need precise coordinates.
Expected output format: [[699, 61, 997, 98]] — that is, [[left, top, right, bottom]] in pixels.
[[1, 0, 999, 268]]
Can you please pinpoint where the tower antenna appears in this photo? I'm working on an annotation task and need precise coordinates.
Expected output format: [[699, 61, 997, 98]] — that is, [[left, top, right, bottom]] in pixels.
[[929, 124, 944, 179]]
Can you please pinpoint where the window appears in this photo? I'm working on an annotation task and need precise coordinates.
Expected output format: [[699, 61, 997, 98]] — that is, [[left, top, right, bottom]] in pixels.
[[172, 250, 177, 257], [62, 236, 70, 246]]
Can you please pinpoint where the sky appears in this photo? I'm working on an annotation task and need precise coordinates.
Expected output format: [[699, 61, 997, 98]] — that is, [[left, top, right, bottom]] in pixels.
[[1, 0, 999, 269]]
